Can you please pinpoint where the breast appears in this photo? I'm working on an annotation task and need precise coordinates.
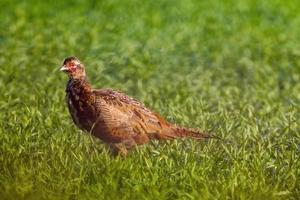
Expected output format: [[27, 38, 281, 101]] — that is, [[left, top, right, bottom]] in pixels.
[[67, 96, 83, 129], [66, 90, 98, 132]]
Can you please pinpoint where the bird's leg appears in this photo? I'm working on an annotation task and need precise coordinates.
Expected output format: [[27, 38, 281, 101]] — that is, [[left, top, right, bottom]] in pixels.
[[109, 138, 137, 157], [109, 143, 128, 157]]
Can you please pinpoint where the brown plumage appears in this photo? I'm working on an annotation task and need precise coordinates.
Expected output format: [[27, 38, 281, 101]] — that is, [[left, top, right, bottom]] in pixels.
[[60, 56, 218, 156]]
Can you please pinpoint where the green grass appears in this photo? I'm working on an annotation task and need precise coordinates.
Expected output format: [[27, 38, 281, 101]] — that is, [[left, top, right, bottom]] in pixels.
[[0, 0, 300, 199]]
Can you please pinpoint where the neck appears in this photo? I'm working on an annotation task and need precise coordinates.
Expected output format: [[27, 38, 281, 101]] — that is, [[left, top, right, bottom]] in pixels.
[[67, 74, 92, 93], [69, 73, 87, 81], [68, 73, 91, 88]]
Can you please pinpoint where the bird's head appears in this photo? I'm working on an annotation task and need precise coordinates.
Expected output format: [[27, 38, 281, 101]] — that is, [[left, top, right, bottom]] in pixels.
[[60, 56, 86, 79]]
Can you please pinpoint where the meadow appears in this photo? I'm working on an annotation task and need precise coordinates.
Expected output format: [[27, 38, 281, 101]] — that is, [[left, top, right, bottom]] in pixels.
[[0, 0, 299, 199]]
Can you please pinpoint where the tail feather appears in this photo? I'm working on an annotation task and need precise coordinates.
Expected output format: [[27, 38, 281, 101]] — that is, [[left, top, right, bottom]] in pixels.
[[172, 126, 219, 140]]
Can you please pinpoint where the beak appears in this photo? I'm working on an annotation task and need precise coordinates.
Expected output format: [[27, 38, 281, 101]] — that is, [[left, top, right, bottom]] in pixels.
[[60, 65, 68, 72]]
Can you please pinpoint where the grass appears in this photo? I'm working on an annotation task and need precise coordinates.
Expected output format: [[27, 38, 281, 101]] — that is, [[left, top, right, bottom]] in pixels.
[[0, 0, 300, 199]]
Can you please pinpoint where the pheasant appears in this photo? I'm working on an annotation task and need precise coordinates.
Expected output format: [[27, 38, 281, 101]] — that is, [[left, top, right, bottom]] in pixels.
[[60, 56, 217, 156]]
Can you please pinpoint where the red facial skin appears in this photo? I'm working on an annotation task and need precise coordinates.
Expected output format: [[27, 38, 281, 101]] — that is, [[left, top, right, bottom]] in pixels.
[[66, 62, 77, 72]]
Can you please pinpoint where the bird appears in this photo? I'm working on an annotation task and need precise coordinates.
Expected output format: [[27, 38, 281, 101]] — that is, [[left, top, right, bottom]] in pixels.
[[60, 56, 218, 156]]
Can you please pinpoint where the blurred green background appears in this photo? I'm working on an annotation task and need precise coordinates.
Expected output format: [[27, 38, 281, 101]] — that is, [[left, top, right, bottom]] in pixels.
[[0, 0, 299, 199]]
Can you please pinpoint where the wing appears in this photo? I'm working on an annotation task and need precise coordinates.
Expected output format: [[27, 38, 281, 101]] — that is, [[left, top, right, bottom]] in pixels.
[[92, 89, 172, 140]]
